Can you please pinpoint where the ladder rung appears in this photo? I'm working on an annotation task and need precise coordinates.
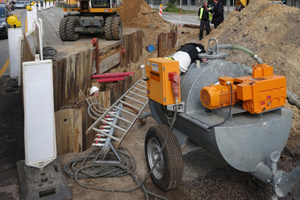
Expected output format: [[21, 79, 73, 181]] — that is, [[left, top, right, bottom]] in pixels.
[[92, 143, 105, 147], [92, 128, 120, 141], [108, 111, 132, 124], [100, 119, 126, 132], [113, 106, 137, 117], [136, 83, 146, 88], [132, 86, 147, 94], [125, 95, 146, 105], [128, 91, 148, 99], [94, 138, 107, 142], [120, 100, 141, 111]]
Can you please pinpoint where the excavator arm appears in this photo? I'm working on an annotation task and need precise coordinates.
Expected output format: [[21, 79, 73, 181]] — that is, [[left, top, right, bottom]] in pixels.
[[236, 0, 249, 7]]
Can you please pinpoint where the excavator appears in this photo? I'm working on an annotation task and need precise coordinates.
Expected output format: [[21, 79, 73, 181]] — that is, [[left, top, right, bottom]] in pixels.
[[59, 0, 123, 41], [236, 0, 282, 11]]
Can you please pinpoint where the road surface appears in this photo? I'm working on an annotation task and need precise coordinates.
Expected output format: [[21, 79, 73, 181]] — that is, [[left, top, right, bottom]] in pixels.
[[0, 9, 26, 77]]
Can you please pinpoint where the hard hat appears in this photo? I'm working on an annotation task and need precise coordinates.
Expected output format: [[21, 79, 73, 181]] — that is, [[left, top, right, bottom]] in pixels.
[[90, 86, 100, 96]]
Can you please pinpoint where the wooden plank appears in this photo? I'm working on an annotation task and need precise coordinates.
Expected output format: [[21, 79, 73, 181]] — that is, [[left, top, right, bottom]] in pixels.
[[78, 52, 84, 96], [158, 33, 162, 57], [65, 56, 71, 105], [97, 90, 111, 109], [120, 36, 125, 68], [95, 38, 100, 74], [99, 52, 121, 74], [133, 31, 138, 63], [22, 34, 35, 62], [57, 59, 63, 111], [52, 61, 59, 111], [69, 54, 76, 105], [61, 58, 66, 108], [138, 30, 143, 57], [55, 109, 83, 155], [87, 49, 93, 93], [75, 53, 80, 103], [125, 34, 129, 68]]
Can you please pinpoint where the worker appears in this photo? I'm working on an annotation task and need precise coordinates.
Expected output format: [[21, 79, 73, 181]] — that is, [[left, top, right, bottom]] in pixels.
[[198, 0, 212, 40], [211, 0, 224, 29]]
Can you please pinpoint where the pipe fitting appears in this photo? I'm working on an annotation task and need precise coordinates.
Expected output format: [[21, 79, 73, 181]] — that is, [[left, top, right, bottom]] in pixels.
[[287, 90, 300, 110]]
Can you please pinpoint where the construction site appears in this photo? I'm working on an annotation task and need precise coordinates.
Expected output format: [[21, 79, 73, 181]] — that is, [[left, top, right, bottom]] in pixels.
[[0, 0, 300, 199]]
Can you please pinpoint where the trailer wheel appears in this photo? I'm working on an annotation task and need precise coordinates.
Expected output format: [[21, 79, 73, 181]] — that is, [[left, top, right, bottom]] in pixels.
[[145, 125, 183, 191], [111, 17, 122, 40], [104, 16, 113, 40], [66, 17, 80, 41], [59, 17, 69, 41]]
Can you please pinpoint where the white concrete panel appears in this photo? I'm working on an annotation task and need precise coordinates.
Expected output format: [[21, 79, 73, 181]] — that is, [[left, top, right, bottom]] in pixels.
[[23, 60, 56, 168], [8, 28, 22, 78], [27, 11, 34, 31]]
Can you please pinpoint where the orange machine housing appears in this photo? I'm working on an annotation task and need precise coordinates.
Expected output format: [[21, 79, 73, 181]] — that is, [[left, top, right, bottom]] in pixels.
[[201, 77, 238, 109], [200, 64, 287, 114], [146, 58, 181, 105]]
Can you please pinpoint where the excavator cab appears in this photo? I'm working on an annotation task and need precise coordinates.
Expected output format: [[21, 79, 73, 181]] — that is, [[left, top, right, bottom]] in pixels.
[[92, 0, 110, 8], [60, 0, 123, 41]]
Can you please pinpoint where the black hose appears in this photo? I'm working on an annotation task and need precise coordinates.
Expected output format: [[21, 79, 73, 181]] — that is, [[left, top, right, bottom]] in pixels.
[[207, 83, 233, 131], [64, 105, 179, 200]]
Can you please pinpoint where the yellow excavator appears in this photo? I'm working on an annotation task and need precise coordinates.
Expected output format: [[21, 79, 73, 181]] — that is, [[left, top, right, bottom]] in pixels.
[[59, 0, 123, 41], [236, 0, 282, 10]]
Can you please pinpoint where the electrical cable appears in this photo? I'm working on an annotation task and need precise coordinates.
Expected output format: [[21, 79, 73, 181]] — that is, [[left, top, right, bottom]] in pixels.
[[207, 83, 233, 131], [64, 103, 179, 200]]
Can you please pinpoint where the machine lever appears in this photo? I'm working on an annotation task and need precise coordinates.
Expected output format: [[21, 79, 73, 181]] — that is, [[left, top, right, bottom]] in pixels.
[[169, 72, 181, 101]]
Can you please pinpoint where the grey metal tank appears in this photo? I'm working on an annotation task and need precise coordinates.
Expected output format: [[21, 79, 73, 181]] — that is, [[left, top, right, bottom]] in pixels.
[[148, 40, 300, 198], [150, 50, 292, 173]]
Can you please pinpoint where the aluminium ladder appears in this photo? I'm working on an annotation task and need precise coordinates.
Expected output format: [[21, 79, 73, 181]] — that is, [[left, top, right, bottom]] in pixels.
[[86, 75, 149, 147]]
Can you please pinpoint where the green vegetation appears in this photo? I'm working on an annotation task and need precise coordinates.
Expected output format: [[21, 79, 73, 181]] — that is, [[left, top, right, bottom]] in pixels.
[[162, 3, 197, 14]]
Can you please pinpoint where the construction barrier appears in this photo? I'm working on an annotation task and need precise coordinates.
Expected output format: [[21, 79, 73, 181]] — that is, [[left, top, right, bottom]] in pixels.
[[159, 4, 162, 17]]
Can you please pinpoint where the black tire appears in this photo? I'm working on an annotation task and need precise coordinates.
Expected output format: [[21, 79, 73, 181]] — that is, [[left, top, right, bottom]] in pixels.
[[59, 17, 69, 41], [104, 16, 113, 40], [111, 17, 122, 40], [66, 17, 80, 41], [144, 125, 183, 191]]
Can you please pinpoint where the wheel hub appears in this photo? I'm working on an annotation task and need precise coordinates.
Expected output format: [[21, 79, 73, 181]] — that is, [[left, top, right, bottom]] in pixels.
[[147, 137, 164, 180]]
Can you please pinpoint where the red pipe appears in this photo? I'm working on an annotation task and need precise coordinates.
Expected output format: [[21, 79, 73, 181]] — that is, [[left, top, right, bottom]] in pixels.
[[92, 72, 135, 79], [97, 77, 125, 83]]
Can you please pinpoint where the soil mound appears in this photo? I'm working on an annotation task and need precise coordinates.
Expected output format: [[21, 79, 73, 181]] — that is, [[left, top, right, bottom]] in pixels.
[[118, 0, 168, 27]]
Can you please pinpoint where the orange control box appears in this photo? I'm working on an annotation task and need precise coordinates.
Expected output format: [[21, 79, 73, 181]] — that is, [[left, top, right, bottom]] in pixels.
[[146, 58, 181, 105], [200, 64, 287, 114]]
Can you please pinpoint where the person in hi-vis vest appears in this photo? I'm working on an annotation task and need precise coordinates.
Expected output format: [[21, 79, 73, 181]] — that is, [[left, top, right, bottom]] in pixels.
[[198, 0, 212, 40]]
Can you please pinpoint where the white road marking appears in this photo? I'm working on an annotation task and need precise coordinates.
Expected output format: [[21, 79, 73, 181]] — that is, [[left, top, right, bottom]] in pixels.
[[51, 13, 55, 16]]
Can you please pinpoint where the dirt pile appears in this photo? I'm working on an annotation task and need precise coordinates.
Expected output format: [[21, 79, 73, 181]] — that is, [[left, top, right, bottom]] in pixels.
[[117, 0, 173, 48], [201, 0, 300, 154], [118, 0, 168, 27]]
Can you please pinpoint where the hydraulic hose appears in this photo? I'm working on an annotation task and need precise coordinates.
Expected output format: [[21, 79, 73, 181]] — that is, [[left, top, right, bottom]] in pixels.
[[287, 90, 300, 110], [213, 44, 263, 64]]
